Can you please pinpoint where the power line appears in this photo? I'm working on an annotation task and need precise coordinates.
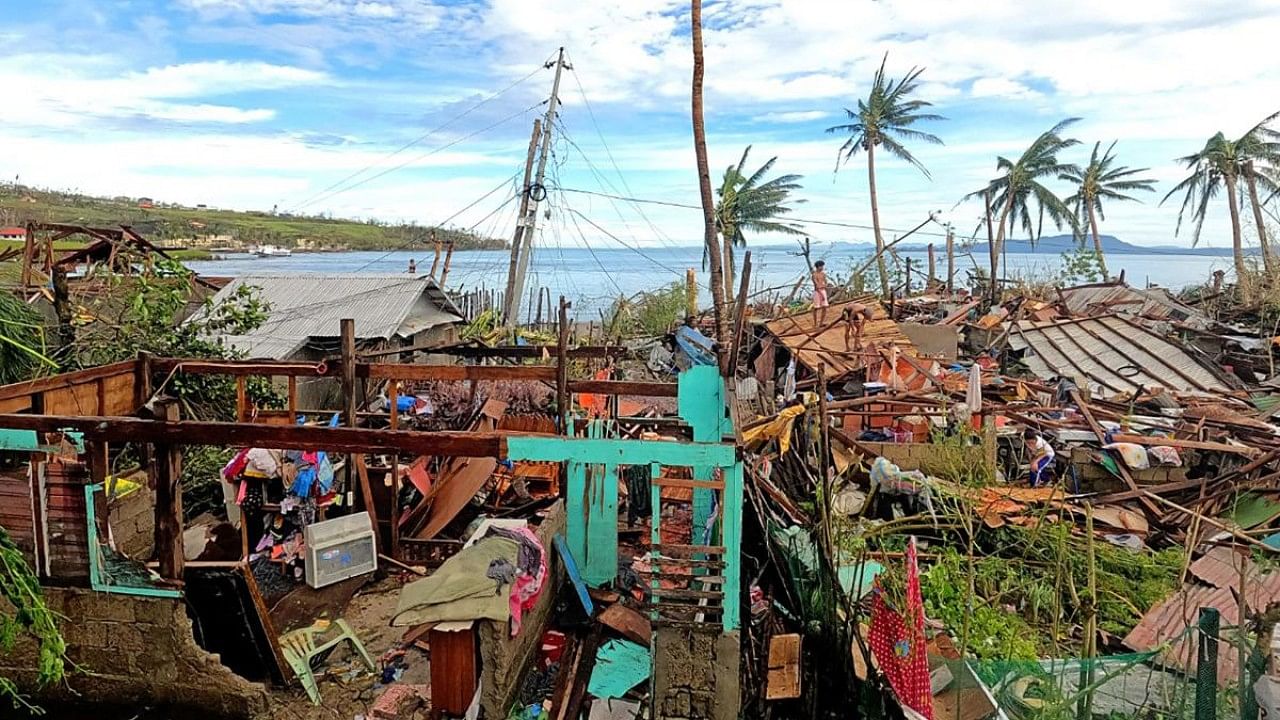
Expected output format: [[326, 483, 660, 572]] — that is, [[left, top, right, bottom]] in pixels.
[[285, 59, 551, 213]]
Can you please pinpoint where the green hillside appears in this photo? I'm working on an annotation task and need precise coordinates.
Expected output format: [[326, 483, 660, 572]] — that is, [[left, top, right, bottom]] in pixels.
[[0, 184, 507, 252]]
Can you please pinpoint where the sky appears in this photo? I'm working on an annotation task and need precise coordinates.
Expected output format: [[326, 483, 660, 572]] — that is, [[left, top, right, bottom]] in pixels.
[[3, 0, 1280, 251]]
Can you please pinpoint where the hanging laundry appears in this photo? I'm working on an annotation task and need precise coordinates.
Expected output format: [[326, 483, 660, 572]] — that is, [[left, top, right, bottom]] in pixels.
[[868, 538, 933, 719]]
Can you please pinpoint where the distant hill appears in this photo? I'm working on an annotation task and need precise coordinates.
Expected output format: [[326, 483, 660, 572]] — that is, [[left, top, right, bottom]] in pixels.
[[0, 185, 506, 253], [905, 233, 1239, 257]]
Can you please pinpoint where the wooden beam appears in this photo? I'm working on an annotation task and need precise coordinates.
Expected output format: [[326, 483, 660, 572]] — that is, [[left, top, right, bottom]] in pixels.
[[362, 364, 555, 382], [0, 414, 509, 457], [567, 380, 678, 397], [150, 358, 333, 378], [557, 297, 570, 435], [151, 401, 184, 582], [1071, 389, 1162, 518], [0, 360, 139, 402], [1107, 433, 1260, 457]]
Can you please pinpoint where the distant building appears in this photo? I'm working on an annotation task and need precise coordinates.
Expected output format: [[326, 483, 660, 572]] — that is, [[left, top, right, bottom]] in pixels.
[[192, 274, 464, 405], [138, 197, 154, 209], [0, 226, 26, 240]]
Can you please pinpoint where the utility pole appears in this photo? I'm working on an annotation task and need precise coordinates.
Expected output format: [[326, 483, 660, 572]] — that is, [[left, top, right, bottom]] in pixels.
[[505, 47, 569, 329], [502, 118, 542, 326]]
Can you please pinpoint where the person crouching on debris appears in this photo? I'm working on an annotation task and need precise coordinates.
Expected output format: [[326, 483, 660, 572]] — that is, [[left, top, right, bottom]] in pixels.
[[812, 260, 829, 325], [1025, 427, 1055, 487], [843, 303, 874, 350]]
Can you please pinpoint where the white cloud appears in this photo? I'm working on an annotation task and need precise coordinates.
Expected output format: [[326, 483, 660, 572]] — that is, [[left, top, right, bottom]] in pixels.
[[970, 77, 1039, 100], [753, 110, 831, 123], [0, 57, 329, 128]]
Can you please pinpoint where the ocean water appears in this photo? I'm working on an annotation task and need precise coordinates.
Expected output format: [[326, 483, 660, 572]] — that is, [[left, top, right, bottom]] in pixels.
[[185, 245, 1235, 321]]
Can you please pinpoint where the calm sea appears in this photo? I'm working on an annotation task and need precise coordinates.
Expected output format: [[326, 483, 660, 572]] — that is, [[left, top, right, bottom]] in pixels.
[[184, 245, 1234, 321]]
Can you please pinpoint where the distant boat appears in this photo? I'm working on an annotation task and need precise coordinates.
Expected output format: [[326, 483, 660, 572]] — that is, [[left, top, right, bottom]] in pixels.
[[254, 245, 292, 257]]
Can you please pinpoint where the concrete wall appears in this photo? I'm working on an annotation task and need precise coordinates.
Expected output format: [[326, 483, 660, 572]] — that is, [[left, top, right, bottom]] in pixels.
[[477, 500, 566, 719], [652, 628, 741, 720], [106, 483, 155, 559], [0, 587, 268, 719], [859, 437, 996, 480], [1068, 447, 1189, 492]]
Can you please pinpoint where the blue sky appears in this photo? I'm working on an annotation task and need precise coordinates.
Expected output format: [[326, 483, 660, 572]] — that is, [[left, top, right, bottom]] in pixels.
[[2, 0, 1279, 249]]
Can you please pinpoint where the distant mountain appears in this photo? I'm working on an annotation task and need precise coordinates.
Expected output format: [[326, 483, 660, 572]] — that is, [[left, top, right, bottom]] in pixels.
[[904, 233, 1241, 257]]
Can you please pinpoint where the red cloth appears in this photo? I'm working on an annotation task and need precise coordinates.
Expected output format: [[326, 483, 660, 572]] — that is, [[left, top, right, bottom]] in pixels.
[[868, 537, 933, 719]]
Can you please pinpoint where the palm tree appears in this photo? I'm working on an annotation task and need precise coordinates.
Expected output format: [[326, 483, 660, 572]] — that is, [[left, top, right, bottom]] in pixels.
[[1060, 141, 1156, 281], [690, 0, 727, 361], [965, 119, 1081, 298], [714, 146, 805, 298], [828, 55, 944, 298], [1163, 113, 1280, 280]]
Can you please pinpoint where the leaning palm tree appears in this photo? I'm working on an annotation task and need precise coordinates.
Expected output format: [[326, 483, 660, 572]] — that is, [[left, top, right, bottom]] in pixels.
[[714, 146, 805, 298], [828, 55, 944, 298], [965, 119, 1081, 299], [1163, 112, 1280, 280], [1060, 141, 1157, 281]]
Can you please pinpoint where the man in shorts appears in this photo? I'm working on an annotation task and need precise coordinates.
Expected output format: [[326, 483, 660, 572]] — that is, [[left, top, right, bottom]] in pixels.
[[843, 302, 875, 349], [812, 260, 829, 325]]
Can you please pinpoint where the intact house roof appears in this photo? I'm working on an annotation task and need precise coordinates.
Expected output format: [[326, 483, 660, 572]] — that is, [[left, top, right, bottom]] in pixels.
[[1006, 314, 1235, 398], [194, 274, 463, 359], [762, 298, 916, 379]]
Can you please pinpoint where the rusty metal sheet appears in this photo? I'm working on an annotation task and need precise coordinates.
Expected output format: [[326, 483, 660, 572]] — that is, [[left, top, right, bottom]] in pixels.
[[1123, 567, 1280, 685], [1059, 282, 1210, 330], [763, 299, 916, 379]]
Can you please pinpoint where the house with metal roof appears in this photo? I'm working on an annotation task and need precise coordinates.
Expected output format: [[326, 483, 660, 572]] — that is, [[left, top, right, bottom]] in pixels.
[[196, 273, 463, 404]]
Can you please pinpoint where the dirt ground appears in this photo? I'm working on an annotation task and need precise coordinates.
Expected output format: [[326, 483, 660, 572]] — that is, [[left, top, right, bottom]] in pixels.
[[263, 573, 434, 720]]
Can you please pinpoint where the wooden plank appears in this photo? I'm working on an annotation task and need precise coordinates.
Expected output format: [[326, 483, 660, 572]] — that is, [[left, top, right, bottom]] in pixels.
[[652, 477, 724, 490], [0, 396, 32, 414], [354, 456, 381, 555], [0, 361, 138, 401], [101, 373, 136, 415], [646, 587, 724, 601], [1107, 433, 1259, 457], [150, 358, 334, 378], [650, 543, 725, 557], [597, 604, 651, 646], [766, 633, 802, 700], [0, 414, 509, 457], [363, 364, 555, 382], [41, 383, 99, 416], [1071, 390, 1162, 518], [151, 402, 184, 581], [568, 380, 679, 397]]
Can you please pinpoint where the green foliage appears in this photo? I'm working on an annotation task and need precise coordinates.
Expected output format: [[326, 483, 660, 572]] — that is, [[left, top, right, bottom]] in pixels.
[[0, 292, 55, 385], [827, 54, 946, 178], [606, 282, 687, 338], [1057, 247, 1108, 285], [0, 184, 504, 251], [712, 146, 804, 271], [920, 549, 1041, 661], [0, 527, 65, 714], [966, 119, 1082, 245]]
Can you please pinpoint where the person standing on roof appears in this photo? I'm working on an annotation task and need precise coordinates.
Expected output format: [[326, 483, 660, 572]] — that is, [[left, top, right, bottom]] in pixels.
[[1025, 427, 1055, 487], [812, 260, 829, 325]]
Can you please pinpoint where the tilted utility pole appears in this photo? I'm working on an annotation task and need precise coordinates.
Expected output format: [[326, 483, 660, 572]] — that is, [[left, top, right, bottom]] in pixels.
[[502, 118, 542, 325], [505, 47, 569, 328]]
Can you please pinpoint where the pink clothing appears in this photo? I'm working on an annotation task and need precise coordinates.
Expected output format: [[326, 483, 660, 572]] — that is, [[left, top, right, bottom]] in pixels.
[[812, 288, 829, 308]]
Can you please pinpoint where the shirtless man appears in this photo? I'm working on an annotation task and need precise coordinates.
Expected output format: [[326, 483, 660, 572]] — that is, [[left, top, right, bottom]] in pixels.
[[811, 260, 829, 325], [843, 302, 875, 349]]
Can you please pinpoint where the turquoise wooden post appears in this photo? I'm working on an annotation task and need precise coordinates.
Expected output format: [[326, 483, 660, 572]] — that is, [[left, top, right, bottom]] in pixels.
[[565, 460, 587, 573], [582, 463, 619, 586], [720, 461, 744, 631], [678, 367, 729, 539]]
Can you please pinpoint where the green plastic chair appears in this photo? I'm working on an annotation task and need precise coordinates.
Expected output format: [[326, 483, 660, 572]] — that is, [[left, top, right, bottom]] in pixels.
[[280, 618, 376, 704]]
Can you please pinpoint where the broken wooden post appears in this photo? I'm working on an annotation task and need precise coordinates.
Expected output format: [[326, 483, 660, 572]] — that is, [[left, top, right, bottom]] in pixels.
[[946, 225, 955, 295], [557, 297, 570, 436], [730, 251, 752, 376], [440, 240, 455, 286], [428, 230, 441, 278], [927, 243, 936, 287], [151, 400, 184, 582], [687, 268, 698, 319]]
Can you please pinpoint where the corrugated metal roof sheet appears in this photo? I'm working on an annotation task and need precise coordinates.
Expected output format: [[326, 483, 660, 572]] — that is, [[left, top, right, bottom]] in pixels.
[[1007, 314, 1231, 397], [1124, 554, 1280, 685], [1059, 282, 1210, 330], [763, 299, 916, 379], [197, 274, 462, 359]]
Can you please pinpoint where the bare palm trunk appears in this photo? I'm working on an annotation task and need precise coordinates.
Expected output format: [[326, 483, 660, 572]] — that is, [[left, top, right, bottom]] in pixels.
[[723, 233, 735, 307], [691, 0, 727, 372], [1087, 202, 1110, 281], [984, 191, 996, 304], [1245, 161, 1274, 275], [989, 192, 1014, 303], [1224, 173, 1248, 282], [866, 144, 891, 298]]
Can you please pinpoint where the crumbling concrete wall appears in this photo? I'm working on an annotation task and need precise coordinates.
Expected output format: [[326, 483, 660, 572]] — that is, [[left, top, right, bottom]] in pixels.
[[859, 438, 995, 478], [478, 500, 566, 718], [652, 628, 741, 720], [1068, 447, 1189, 492], [106, 484, 155, 559], [0, 587, 268, 719]]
